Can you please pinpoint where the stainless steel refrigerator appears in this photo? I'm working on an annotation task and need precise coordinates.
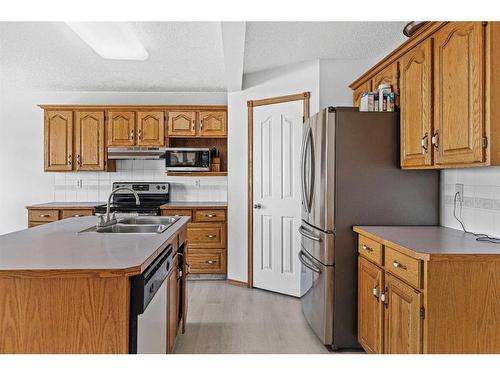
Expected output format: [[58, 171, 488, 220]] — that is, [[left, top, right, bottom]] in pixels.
[[298, 107, 439, 350]]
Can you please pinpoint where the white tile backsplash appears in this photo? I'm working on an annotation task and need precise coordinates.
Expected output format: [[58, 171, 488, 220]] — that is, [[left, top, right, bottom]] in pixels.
[[50, 160, 227, 203], [441, 167, 500, 237]]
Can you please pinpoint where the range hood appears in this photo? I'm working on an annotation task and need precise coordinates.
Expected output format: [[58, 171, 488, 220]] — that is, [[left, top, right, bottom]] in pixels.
[[107, 147, 166, 160]]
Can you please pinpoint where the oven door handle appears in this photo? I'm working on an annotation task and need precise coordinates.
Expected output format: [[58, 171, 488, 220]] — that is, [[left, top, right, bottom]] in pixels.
[[299, 250, 322, 274], [299, 226, 322, 242]]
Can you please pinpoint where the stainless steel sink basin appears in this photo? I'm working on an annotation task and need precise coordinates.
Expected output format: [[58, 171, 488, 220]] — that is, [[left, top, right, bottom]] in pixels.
[[79, 216, 180, 234]]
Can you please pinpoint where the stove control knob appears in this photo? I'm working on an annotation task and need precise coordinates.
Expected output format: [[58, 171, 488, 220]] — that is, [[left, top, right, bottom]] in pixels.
[[162, 185, 166, 190], [156, 185, 160, 190]]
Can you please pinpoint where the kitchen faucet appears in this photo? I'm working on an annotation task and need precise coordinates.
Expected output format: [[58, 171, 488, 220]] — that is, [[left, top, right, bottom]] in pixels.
[[98, 187, 140, 227]]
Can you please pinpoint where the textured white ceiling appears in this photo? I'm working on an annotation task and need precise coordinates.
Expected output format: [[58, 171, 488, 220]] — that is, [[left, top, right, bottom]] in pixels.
[[244, 22, 408, 73], [0, 22, 226, 92], [0, 22, 408, 92]]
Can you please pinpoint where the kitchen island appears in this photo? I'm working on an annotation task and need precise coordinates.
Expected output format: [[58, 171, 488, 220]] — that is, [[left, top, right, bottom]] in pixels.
[[0, 215, 190, 354]]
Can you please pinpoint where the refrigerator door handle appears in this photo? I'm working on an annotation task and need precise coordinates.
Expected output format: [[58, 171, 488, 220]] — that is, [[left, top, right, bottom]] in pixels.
[[299, 226, 322, 242], [301, 126, 311, 213], [299, 250, 322, 274], [307, 130, 315, 213]]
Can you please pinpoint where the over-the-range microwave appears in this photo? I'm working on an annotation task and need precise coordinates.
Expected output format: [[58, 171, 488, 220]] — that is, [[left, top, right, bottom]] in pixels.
[[165, 148, 211, 172]]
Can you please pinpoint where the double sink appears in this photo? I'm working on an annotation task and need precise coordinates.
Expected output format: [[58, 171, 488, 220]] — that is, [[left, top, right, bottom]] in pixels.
[[80, 216, 180, 234]]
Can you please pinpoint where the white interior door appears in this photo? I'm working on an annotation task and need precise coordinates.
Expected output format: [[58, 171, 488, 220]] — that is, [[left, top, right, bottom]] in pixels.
[[253, 100, 303, 297]]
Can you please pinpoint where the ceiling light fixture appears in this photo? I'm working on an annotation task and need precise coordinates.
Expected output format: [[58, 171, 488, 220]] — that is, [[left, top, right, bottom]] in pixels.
[[66, 22, 149, 61]]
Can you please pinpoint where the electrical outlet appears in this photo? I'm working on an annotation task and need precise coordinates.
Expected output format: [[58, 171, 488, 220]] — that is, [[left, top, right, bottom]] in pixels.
[[194, 179, 201, 188], [455, 183, 464, 202]]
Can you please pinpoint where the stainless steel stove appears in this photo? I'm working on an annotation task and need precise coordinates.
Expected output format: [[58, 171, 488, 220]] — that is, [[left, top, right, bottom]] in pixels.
[[93, 182, 170, 216]]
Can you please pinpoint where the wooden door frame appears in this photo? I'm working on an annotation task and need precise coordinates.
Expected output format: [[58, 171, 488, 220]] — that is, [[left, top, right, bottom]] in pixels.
[[246, 92, 310, 288]]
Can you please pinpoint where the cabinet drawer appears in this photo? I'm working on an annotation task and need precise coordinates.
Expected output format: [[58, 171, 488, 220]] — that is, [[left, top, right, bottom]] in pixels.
[[61, 209, 93, 219], [187, 249, 226, 274], [29, 221, 47, 228], [161, 209, 192, 218], [358, 235, 383, 265], [384, 247, 422, 289], [187, 223, 226, 248], [28, 209, 59, 222], [194, 209, 226, 222]]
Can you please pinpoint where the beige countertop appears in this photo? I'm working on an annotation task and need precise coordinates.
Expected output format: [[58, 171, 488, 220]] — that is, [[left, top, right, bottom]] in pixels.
[[26, 202, 103, 209], [160, 201, 227, 209], [354, 226, 500, 260], [0, 216, 190, 277]]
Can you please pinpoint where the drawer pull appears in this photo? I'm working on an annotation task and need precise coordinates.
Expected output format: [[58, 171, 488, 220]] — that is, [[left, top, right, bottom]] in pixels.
[[205, 214, 216, 218], [206, 260, 216, 265], [73, 214, 82, 217], [362, 244, 373, 253], [40, 214, 50, 218], [392, 260, 407, 270], [206, 234, 216, 238]]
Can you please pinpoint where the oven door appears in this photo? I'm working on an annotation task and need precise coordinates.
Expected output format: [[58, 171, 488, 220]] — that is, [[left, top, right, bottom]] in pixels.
[[165, 149, 210, 171], [299, 248, 334, 345]]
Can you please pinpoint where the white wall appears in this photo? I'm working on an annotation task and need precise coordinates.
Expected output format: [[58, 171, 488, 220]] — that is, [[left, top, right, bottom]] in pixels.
[[0, 89, 227, 235], [227, 60, 321, 283], [441, 168, 500, 237]]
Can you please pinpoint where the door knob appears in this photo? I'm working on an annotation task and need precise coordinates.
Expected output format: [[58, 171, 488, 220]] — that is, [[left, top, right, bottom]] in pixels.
[[253, 203, 262, 209]]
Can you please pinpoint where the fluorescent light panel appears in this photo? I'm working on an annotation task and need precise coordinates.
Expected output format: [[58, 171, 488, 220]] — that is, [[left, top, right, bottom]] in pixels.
[[66, 22, 148, 61]]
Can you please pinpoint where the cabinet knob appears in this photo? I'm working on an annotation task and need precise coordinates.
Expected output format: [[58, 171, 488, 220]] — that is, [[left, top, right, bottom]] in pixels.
[[431, 131, 439, 150], [206, 260, 216, 265], [392, 260, 407, 270], [77, 154, 81, 166], [421, 133, 428, 153], [200, 119, 203, 130], [138, 129, 142, 140], [40, 214, 50, 218], [191, 120, 195, 131], [362, 244, 373, 253], [130, 129, 135, 140], [206, 214, 216, 218], [206, 234, 216, 238], [372, 285, 379, 299], [67, 154, 72, 166]]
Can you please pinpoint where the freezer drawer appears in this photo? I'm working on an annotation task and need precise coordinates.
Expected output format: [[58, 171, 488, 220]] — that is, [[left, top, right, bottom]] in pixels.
[[299, 248, 334, 345], [299, 221, 334, 266]]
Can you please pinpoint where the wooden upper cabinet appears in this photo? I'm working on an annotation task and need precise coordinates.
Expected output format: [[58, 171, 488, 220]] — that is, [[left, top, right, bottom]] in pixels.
[[137, 111, 165, 146], [371, 62, 399, 95], [44, 110, 73, 171], [384, 274, 423, 354], [168, 111, 196, 137], [358, 257, 384, 354], [74, 111, 105, 171], [434, 22, 485, 166], [353, 81, 372, 107], [199, 111, 227, 137], [107, 111, 136, 147], [400, 39, 433, 168]]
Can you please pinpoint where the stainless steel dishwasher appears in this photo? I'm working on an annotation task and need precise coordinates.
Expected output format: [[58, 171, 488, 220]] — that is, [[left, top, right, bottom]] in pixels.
[[129, 244, 173, 354]]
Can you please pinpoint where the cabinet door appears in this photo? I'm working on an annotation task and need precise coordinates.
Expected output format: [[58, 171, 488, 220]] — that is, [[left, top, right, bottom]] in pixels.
[[167, 111, 196, 137], [400, 39, 433, 168], [137, 111, 165, 146], [44, 110, 74, 171], [358, 257, 384, 354], [384, 274, 423, 354], [434, 22, 485, 165], [199, 111, 227, 137], [107, 111, 136, 147], [74, 111, 105, 171], [371, 62, 399, 96], [353, 81, 372, 107], [167, 254, 179, 353]]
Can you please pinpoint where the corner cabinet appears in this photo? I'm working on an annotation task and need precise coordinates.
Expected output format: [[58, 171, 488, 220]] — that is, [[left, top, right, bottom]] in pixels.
[[44, 110, 73, 171], [350, 22, 500, 170]]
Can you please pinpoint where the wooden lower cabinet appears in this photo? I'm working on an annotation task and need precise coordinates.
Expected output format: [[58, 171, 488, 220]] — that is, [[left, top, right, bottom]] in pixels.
[[355, 228, 500, 354], [384, 274, 423, 354], [161, 206, 227, 276], [167, 254, 179, 353], [358, 257, 384, 353]]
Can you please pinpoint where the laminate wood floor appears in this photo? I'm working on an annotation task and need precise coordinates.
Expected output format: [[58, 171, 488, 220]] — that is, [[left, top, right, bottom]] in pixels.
[[174, 280, 330, 354]]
